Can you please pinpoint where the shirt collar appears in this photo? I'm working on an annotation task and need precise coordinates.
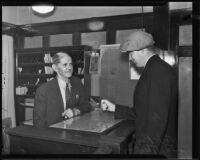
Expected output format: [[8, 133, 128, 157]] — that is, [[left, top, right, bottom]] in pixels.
[[57, 76, 71, 90]]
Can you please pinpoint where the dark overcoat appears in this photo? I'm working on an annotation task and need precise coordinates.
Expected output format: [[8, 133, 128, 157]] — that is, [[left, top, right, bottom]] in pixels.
[[33, 76, 91, 128], [115, 55, 178, 157]]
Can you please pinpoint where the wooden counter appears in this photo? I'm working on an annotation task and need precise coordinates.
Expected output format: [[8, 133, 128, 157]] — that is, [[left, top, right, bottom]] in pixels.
[[6, 109, 135, 154]]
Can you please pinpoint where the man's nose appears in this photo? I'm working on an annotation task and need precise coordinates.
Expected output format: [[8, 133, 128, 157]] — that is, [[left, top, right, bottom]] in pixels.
[[65, 64, 72, 68], [66, 66, 73, 70]]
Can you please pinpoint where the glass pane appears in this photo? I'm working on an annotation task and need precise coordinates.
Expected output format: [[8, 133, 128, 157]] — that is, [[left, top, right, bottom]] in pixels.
[[81, 31, 106, 50], [24, 36, 42, 48], [50, 34, 72, 47]]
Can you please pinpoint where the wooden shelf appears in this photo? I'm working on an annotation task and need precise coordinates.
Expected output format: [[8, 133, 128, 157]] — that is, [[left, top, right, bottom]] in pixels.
[[16, 95, 35, 98], [18, 62, 83, 67], [18, 63, 52, 67], [18, 73, 56, 78], [17, 84, 40, 87]]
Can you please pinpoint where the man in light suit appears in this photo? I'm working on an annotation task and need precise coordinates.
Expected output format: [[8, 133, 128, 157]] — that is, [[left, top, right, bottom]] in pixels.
[[33, 52, 92, 128], [101, 31, 178, 157]]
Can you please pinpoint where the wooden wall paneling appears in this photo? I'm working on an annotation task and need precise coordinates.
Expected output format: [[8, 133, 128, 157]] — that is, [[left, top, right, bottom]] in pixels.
[[22, 13, 154, 36], [14, 35, 24, 49], [178, 46, 192, 57], [104, 13, 144, 30], [178, 57, 192, 158], [11, 11, 191, 41], [169, 14, 180, 51], [42, 35, 50, 47], [153, 4, 169, 50], [106, 30, 116, 44], [143, 13, 154, 34], [73, 32, 81, 46], [30, 20, 89, 35], [177, 9, 193, 158]]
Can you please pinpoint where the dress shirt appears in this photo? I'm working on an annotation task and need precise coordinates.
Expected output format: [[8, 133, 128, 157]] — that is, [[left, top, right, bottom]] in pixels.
[[57, 77, 71, 110]]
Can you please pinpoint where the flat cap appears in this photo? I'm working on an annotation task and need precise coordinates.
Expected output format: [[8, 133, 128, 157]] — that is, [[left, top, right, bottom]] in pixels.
[[120, 31, 155, 53]]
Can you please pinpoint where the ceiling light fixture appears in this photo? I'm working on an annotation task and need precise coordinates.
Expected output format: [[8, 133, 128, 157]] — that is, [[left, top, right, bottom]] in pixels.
[[31, 5, 55, 14], [88, 18, 104, 31]]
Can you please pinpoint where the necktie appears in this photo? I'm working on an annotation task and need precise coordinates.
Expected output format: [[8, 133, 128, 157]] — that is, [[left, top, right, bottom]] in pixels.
[[65, 83, 71, 109]]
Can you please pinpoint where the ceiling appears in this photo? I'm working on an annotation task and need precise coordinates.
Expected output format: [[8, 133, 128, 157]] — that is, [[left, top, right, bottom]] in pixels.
[[2, 2, 192, 25]]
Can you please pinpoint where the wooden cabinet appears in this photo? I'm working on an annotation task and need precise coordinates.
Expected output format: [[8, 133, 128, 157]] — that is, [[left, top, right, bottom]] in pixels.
[[14, 45, 92, 126], [6, 119, 135, 154]]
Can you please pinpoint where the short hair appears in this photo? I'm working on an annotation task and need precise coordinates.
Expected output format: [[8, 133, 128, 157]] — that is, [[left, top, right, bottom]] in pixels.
[[52, 52, 71, 65]]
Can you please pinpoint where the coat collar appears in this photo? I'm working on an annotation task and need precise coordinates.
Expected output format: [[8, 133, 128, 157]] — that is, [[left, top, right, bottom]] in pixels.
[[145, 54, 160, 68]]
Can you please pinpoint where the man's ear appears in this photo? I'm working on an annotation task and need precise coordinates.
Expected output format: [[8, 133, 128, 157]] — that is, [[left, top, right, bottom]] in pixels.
[[139, 49, 144, 54], [52, 64, 57, 72]]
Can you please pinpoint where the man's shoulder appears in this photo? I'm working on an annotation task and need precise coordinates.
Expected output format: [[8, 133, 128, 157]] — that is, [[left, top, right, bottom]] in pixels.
[[71, 76, 81, 84], [70, 76, 83, 89], [149, 58, 176, 77], [37, 78, 57, 92]]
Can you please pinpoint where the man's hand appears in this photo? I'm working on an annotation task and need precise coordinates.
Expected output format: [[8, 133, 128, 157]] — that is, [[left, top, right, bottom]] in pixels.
[[62, 108, 81, 119], [100, 99, 116, 112], [72, 108, 81, 116], [89, 98, 100, 109], [62, 108, 74, 119]]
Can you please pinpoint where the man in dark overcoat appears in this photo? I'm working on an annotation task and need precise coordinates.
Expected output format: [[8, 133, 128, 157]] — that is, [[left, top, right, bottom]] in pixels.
[[101, 31, 178, 158]]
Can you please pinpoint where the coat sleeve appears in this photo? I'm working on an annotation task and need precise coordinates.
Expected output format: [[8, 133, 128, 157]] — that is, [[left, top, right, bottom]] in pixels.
[[114, 104, 136, 120], [33, 87, 47, 128], [76, 80, 92, 114]]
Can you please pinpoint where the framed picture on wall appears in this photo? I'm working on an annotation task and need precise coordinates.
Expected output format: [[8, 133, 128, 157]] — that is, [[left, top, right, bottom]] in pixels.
[[89, 52, 100, 74]]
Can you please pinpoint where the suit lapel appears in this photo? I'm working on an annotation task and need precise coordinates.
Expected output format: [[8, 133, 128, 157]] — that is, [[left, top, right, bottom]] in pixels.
[[70, 79, 75, 97]]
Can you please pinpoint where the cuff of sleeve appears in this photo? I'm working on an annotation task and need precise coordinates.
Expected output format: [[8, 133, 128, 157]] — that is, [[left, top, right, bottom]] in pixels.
[[73, 108, 81, 116], [114, 104, 124, 119]]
